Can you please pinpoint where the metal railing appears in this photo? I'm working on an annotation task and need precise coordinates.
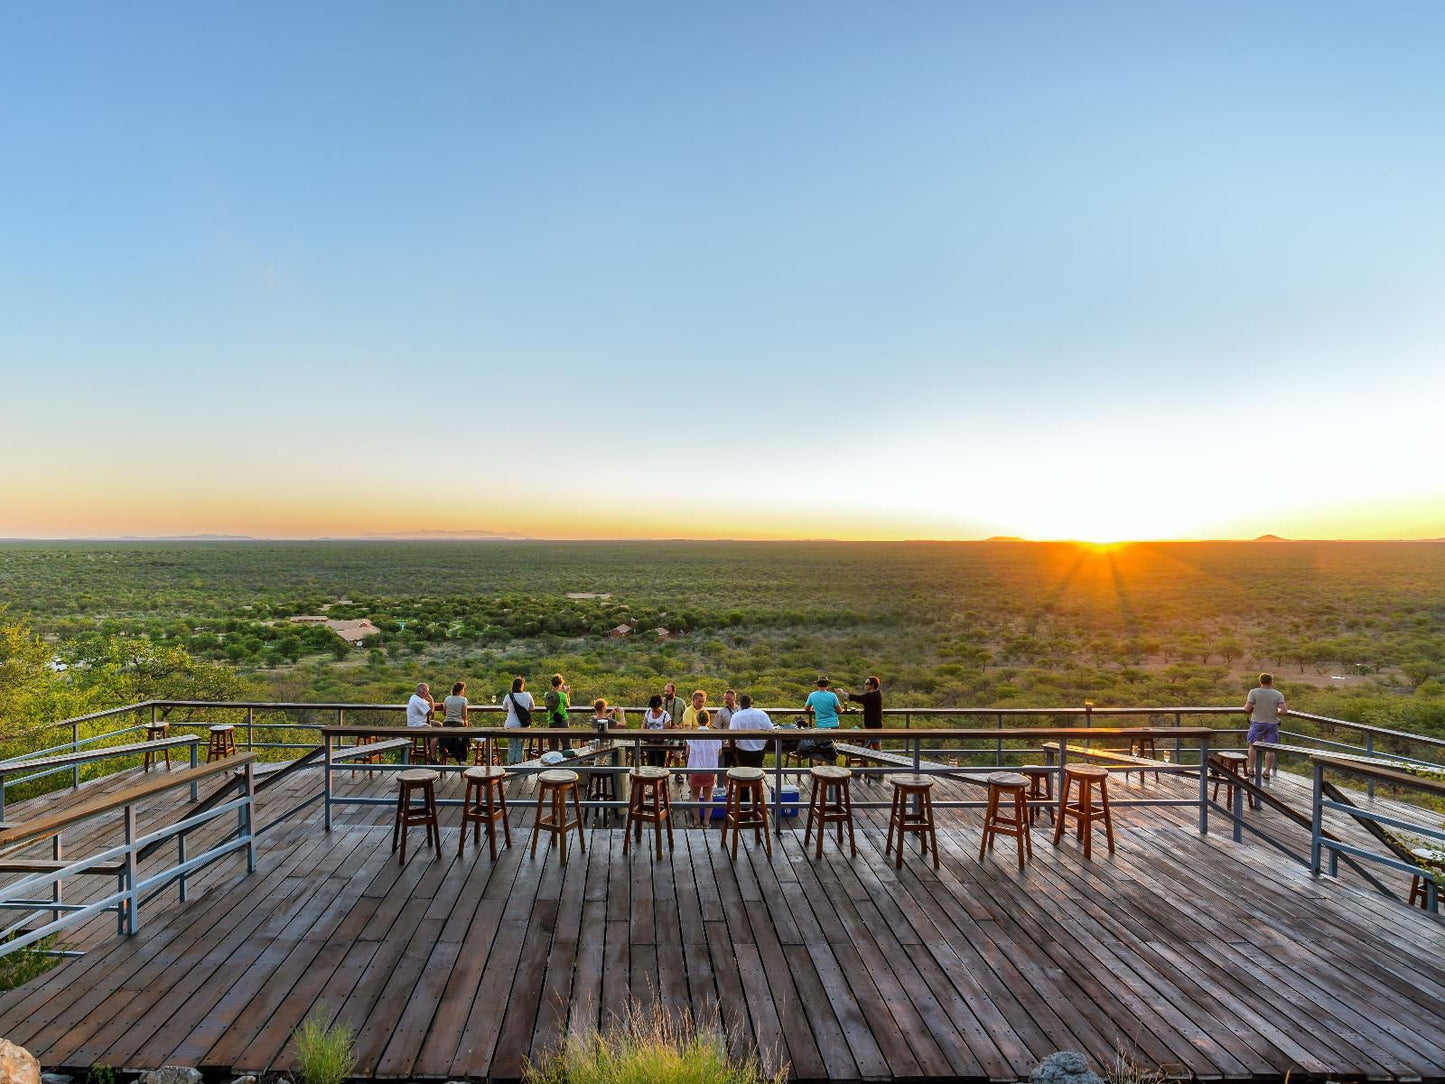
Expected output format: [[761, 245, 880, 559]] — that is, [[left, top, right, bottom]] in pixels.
[[0, 755, 257, 958]]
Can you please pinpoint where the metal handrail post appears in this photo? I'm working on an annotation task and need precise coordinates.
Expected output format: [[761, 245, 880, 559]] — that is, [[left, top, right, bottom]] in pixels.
[[1173, 712, 1182, 765], [323, 731, 333, 832], [995, 713, 1003, 767], [123, 803, 139, 935], [1309, 761, 1325, 875], [189, 742, 198, 802], [246, 707, 255, 751], [1232, 769, 1244, 843], [177, 834, 187, 902], [1197, 732, 1210, 834], [1365, 734, 1374, 799], [72, 719, 80, 789], [774, 737, 784, 835], [244, 760, 256, 873]]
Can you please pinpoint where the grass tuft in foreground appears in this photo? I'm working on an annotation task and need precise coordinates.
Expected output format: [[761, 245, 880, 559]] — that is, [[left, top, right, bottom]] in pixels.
[[293, 1004, 356, 1084], [0, 934, 60, 991], [524, 1001, 786, 1084]]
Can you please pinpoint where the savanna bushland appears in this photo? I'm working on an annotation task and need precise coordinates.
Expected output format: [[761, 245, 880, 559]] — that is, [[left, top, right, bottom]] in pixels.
[[2, 539, 1441, 751]]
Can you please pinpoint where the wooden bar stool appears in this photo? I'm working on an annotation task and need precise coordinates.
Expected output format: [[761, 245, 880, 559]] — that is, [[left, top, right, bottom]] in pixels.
[[720, 766, 772, 860], [586, 766, 618, 827], [392, 768, 440, 864], [1131, 735, 1160, 781], [1408, 847, 1443, 909], [1212, 751, 1248, 807], [623, 765, 673, 856], [885, 774, 939, 870], [1017, 765, 1055, 825], [144, 720, 171, 771], [1053, 765, 1115, 860], [530, 768, 586, 864], [805, 765, 857, 859], [459, 765, 510, 860], [407, 730, 432, 764], [524, 735, 545, 761], [206, 724, 237, 762], [980, 771, 1032, 871]]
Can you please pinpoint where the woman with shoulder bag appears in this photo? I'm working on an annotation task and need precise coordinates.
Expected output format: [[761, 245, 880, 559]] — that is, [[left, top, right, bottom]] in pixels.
[[502, 675, 533, 765]]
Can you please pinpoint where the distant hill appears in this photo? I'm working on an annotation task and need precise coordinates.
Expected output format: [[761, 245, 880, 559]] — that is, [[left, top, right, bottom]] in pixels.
[[355, 529, 527, 541], [1253, 534, 1288, 541], [984, 535, 1026, 542]]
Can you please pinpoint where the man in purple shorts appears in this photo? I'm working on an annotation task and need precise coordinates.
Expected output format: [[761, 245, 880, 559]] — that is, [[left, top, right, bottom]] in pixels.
[[1244, 673, 1286, 781]]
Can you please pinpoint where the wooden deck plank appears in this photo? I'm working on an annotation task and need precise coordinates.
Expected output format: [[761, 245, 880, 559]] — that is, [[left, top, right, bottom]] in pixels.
[[6, 761, 1445, 1083]]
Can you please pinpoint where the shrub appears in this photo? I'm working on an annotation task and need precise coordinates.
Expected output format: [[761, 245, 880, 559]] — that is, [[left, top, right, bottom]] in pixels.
[[524, 1002, 785, 1084], [293, 1004, 356, 1084], [0, 934, 59, 991]]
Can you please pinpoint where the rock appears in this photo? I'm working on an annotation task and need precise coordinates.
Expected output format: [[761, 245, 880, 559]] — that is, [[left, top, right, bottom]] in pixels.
[[1030, 1051, 1104, 1084], [41, 1075, 73, 1084], [138, 1069, 201, 1084], [0, 1042, 40, 1084], [229, 1076, 257, 1084]]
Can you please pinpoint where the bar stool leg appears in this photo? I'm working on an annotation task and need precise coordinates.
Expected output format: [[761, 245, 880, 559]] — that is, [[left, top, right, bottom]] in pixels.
[[392, 784, 405, 855], [843, 779, 857, 858], [1053, 778, 1071, 847], [531, 785, 547, 858], [1018, 787, 1033, 865], [804, 782, 820, 851], [980, 785, 998, 860], [572, 783, 587, 856], [1100, 778, 1115, 854], [920, 788, 935, 868]]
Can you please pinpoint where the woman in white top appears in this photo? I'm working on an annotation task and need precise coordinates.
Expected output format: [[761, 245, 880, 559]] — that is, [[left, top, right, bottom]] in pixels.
[[642, 694, 671, 768], [685, 709, 721, 827], [502, 676, 533, 765]]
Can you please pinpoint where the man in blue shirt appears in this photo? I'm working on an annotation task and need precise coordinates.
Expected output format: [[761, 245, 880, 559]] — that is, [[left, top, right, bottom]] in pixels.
[[804, 676, 842, 729]]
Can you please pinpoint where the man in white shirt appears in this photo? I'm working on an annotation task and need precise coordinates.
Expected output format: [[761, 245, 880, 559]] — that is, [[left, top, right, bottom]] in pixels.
[[727, 694, 774, 769], [405, 682, 435, 762]]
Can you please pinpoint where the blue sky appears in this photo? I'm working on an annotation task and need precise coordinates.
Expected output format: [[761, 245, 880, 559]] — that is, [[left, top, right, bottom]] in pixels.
[[3, 3, 1443, 539]]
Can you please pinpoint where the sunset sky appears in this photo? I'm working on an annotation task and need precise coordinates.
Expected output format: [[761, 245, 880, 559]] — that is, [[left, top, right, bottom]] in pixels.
[[3, 3, 1443, 542]]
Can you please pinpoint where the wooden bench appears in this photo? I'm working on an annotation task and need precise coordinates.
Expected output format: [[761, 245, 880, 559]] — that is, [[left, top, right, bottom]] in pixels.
[[1040, 741, 1164, 784], [0, 735, 205, 819], [330, 738, 412, 763]]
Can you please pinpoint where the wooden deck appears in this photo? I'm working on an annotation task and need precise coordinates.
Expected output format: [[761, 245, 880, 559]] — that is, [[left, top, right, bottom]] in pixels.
[[2, 760, 1443, 1082]]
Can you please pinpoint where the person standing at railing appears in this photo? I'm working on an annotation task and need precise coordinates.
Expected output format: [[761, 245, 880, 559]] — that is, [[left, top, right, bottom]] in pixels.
[[846, 675, 884, 751], [1245, 673, 1286, 782], [545, 673, 571, 752], [502, 676, 533, 765], [660, 682, 686, 733], [685, 709, 721, 827], [406, 681, 437, 761], [641, 694, 671, 767], [715, 688, 739, 769], [804, 676, 842, 730], [729, 694, 773, 768]]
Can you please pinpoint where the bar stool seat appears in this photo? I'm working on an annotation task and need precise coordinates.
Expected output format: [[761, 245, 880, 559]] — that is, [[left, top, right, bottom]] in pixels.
[[144, 720, 171, 771], [805, 764, 857, 858], [531, 768, 585, 864], [1212, 751, 1249, 808], [980, 771, 1032, 870], [1016, 765, 1055, 825], [886, 774, 939, 870], [624, 765, 673, 856], [720, 766, 771, 859], [206, 724, 237, 762], [459, 765, 511, 860], [1053, 764, 1115, 860], [393, 768, 440, 864], [1409, 847, 1443, 909]]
